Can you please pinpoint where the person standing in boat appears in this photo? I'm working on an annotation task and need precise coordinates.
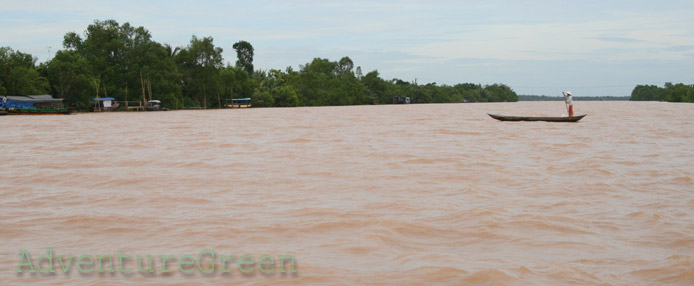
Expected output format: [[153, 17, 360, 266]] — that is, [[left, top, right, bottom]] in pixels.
[[2, 96, 6, 110], [564, 91, 574, 117]]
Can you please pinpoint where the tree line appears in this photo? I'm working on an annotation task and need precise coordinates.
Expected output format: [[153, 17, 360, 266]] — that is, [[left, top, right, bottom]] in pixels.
[[0, 19, 518, 110], [518, 95, 630, 101], [630, 83, 694, 102]]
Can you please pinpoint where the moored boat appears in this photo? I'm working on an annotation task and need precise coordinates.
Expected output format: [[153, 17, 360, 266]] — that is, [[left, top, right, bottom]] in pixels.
[[145, 100, 169, 111], [488, 113, 586, 122], [7, 108, 72, 115], [226, 98, 252, 108], [393, 96, 411, 104], [3, 95, 73, 115], [91, 97, 119, 112]]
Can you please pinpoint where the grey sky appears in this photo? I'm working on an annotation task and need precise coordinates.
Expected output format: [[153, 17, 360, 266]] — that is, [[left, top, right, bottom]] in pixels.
[[2, 0, 693, 96]]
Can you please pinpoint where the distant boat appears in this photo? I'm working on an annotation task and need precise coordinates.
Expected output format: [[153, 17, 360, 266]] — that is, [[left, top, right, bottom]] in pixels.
[[91, 97, 119, 112], [488, 113, 586, 122], [393, 96, 411, 104], [226, 98, 252, 108], [7, 108, 72, 115], [3, 95, 73, 115], [146, 100, 169, 111]]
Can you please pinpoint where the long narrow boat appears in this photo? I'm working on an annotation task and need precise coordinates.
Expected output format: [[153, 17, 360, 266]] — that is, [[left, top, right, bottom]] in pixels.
[[488, 113, 586, 122], [6, 108, 73, 115], [3, 95, 73, 115]]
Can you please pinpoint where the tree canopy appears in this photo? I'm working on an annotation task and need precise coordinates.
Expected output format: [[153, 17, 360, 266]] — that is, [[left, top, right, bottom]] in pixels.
[[2, 19, 524, 110], [630, 83, 694, 102], [232, 40, 254, 75], [0, 47, 49, 96]]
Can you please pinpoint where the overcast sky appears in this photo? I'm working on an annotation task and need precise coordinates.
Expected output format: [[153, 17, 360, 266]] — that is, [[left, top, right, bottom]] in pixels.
[[2, 0, 693, 96]]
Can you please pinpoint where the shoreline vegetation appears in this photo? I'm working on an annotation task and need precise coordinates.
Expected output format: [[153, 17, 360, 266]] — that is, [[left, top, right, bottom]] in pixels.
[[629, 83, 694, 102], [517, 95, 630, 101], [1, 19, 692, 111], [0, 19, 517, 112]]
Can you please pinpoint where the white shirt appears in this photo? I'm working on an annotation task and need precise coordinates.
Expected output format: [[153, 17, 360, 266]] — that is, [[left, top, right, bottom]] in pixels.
[[565, 94, 573, 106]]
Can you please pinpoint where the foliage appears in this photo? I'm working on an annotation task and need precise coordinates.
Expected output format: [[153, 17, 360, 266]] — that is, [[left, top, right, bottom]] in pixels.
[[273, 85, 300, 107], [175, 35, 223, 108], [45, 50, 91, 109], [0, 47, 49, 95], [220, 65, 253, 102], [2, 19, 523, 110], [53, 19, 184, 110], [630, 83, 694, 102], [232, 41, 254, 75]]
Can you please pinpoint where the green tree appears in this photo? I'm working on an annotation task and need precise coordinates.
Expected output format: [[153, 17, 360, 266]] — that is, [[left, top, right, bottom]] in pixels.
[[252, 88, 274, 107], [484, 84, 517, 102], [78, 20, 128, 99], [663, 82, 693, 102], [630, 83, 693, 102], [126, 29, 182, 108], [0, 47, 49, 95], [685, 86, 694, 103], [45, 50, 91, 108], [273, 85, 299, 107], [337, 56, 354, 76], [176, 36, 223, 108], [293, 57, 367, 106], [361, 70, 387, 103], [630, 85, 663, 101], [232, 40, 254, 75], [60, 19, 183, 109], [5, 19, 529, 109]]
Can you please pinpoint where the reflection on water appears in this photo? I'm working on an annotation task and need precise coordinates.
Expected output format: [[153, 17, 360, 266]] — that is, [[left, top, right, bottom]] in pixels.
[[1, 102, 693, 285]]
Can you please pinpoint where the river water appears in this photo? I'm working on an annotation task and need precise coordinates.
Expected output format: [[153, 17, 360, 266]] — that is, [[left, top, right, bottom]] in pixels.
[[1, 101, 693, 285]]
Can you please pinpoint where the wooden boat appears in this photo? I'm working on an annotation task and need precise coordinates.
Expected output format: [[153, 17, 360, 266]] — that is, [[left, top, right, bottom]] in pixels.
[[226, 98, 252, 108], [4, 95, 73, 115], [393, 96, 411, 104], [145, 100, 169, 111], [488, 113, 586, 122], [91, 97, 119, 112], [7, 108, 73, 115]]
